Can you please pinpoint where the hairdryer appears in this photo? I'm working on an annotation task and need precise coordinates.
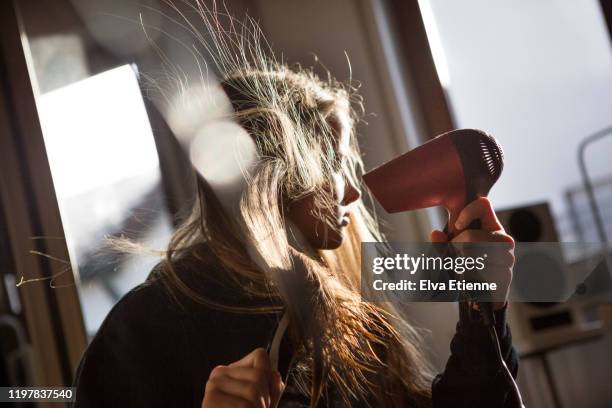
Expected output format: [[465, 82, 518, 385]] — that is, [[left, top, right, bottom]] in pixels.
[[363, 129, 524, 407], [362, 128, 504, 237]]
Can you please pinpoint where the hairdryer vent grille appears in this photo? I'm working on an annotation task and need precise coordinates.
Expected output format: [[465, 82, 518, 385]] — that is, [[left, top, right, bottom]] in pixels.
[[479, 136, 504, 180]]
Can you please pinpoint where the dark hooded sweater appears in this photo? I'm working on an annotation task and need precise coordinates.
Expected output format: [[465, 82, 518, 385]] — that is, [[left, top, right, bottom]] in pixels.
[[73, 253, 519, 407]]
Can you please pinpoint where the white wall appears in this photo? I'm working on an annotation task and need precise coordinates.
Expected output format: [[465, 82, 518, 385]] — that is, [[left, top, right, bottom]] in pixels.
[[426, 0, 612, 241]]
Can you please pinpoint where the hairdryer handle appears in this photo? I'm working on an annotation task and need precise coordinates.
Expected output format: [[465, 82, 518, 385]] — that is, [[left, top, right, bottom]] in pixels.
[[442, 217, 494, 322]]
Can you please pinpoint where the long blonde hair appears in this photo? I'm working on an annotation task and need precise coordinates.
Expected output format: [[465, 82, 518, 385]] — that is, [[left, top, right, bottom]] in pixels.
[[148, 2, 433, 406]]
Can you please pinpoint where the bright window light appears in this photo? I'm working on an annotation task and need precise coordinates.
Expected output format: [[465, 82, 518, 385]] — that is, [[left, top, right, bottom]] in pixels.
[[38, 64, 160, 198], [418, 0, 451, 87]]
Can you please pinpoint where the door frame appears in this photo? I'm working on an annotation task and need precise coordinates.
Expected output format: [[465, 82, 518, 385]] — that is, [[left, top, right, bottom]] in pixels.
[[0, 0, 87, 389]]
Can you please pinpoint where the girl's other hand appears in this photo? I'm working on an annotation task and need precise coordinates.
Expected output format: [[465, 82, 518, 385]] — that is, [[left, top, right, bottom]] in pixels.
[[202, 348, 285, 408], [429, 197, 515, 310]]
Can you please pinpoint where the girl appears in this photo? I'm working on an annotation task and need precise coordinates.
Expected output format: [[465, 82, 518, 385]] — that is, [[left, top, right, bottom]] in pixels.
[[74, 8, 517, 408]]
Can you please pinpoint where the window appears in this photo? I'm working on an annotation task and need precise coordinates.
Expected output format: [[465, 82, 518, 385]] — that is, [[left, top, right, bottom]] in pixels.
[[36, 65, 173, 335], [420, 0, 612, 242]]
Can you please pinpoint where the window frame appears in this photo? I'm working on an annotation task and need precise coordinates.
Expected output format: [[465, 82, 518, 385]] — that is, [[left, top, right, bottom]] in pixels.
[[0, 0, 87, 389]]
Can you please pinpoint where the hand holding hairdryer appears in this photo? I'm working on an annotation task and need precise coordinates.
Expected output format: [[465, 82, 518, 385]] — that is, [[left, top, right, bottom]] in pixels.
[[362, 128, 513, 305], [363, 129, 523, 407]]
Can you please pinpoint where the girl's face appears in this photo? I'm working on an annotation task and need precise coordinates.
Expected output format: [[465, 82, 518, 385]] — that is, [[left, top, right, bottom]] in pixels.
[[286, 110, 361, 250]]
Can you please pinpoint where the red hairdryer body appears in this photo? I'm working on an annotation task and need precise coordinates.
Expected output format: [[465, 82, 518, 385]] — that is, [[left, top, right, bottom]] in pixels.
[[362, 129, 504, 236]]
